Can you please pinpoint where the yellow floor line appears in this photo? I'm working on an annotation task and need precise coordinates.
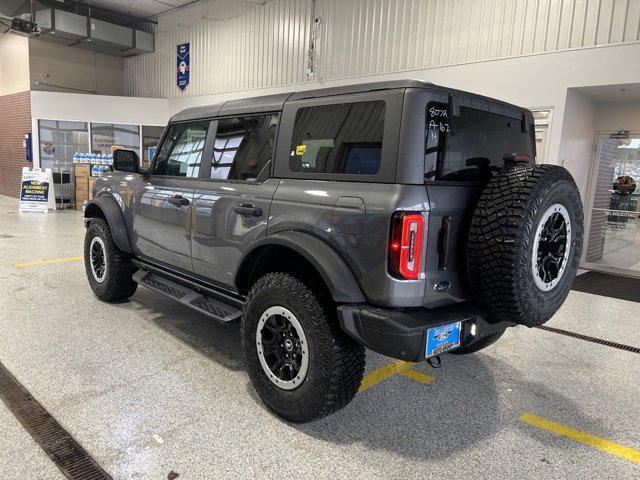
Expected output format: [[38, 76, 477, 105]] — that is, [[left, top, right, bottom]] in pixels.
[[359, 360, 435, 392], [15, 256, 84, 267], [520, 413, 640, 464]]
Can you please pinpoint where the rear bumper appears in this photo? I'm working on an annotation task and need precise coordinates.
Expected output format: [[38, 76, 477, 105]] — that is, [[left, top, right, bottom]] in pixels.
[[337, 303, 513, 362]]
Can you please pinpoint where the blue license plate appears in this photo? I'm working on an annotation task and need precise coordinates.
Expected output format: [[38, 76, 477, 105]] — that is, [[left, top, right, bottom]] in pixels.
[[426, 321, 462, 357]]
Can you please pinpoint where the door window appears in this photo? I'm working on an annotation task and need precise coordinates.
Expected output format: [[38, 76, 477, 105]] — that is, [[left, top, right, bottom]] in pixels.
[[154, 121, 209, 178], [289, 101, 385, 175], [210, 114, 278, 181]]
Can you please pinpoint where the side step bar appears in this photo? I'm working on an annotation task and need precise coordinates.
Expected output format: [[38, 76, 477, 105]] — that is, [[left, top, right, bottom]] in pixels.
[[132, 269, 243, 323]]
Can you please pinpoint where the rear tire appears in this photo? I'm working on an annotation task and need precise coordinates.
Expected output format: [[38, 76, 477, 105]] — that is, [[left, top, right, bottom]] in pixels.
[[84, 218, 137, 302], [451, 330, 505, 355], [467, 164, 583, 327], [242, 272, 365, 423]]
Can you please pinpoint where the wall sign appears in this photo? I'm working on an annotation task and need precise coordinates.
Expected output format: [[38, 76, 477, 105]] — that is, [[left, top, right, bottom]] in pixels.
[[19, 168, 55, 212], [177, 42, 190, 92]]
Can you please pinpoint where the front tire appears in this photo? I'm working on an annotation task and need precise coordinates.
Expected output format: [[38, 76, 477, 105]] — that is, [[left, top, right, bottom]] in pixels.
[[84, 218, 137, 302], [242, 272, 365, 423]]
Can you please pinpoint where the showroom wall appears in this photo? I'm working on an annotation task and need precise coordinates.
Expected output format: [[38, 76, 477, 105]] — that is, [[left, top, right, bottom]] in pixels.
[[0, 33, 31, 197], [29, 39, 125, 96], [125, 0, 640, 98], [0, 91, 31, 197], [0, 33, 29, 96]]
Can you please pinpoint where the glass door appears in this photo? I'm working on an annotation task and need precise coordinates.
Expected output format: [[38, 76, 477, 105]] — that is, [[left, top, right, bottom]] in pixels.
[[584, 133, 640, 277]]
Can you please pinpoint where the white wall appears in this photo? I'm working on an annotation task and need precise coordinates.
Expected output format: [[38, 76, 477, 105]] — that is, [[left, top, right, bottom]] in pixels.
[[29, 39, 125, 96], [29, 90, 169, 168], [593, 102, 640, 132], [125, 0, 640, 99], [0, 33, 30, 96], [558, 90, 598, 197]]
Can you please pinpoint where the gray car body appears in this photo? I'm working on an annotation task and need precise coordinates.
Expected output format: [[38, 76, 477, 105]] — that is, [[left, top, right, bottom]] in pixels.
[[86, 80, 534, 314]]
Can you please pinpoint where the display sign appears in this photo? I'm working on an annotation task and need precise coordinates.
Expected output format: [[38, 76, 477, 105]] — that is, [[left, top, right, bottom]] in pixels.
[[177, 42, 190, 92], [19, 168, 55, 212]]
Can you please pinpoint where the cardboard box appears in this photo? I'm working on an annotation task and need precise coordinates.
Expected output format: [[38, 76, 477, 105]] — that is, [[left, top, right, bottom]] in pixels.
[[75, 164, 91, 177]]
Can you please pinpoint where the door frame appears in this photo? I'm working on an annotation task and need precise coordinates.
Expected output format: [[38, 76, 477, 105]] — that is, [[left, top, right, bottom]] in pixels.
[[581, 130, 640, 278]]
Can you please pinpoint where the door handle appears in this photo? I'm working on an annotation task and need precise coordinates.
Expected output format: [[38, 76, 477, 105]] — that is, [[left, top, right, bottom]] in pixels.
[[168, 195, 190, 206], [234, 203, 262, 217]]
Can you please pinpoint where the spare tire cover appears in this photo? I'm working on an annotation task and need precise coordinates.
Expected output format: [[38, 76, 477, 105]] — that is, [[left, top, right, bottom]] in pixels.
[[467, 163, 584, 327]]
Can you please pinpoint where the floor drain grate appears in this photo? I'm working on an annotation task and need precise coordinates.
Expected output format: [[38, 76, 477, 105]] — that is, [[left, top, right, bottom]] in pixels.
[[536, 325, 640, 354], [0, 361, 112, 479]]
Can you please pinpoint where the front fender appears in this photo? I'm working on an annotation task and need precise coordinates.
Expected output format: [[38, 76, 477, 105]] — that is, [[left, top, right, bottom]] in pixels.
[[238, 231, 366, 303], [84, 194, 132, 254]]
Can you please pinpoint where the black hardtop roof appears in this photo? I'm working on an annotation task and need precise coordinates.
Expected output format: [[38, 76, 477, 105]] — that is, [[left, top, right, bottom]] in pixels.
[[169, 79, 527, 123]]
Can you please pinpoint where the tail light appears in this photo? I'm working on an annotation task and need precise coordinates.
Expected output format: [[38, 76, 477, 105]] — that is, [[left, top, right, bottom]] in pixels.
[[388, 212, 425, 280]]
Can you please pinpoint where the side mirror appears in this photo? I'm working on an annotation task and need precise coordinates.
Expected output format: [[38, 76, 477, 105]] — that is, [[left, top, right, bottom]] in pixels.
[[113, 149, 140, 173]]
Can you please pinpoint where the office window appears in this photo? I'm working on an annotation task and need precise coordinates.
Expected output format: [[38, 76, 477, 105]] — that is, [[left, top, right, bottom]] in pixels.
[[289, 101, 385, 175], [38, 120, 89, 172], [91, 123, 140, 156], [154, 121, 208, 178], [210, 114, 278, 181]]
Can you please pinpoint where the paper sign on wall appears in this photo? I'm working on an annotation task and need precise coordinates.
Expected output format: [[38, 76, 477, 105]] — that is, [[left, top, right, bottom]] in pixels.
[[177, 42, 190, 92]]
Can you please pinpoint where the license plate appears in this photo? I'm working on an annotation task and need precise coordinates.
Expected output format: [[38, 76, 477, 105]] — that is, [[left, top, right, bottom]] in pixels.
[[426, 321, 462, 357]]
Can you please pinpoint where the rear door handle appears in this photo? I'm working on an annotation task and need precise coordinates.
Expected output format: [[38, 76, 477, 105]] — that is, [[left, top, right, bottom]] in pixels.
[[168, 195, 190, 206], [438, 216, 452, 271], [234, 203, 262, 217]]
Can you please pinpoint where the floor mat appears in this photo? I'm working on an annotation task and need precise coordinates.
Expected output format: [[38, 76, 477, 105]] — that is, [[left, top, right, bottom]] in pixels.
[[572, 271, 640, 303]]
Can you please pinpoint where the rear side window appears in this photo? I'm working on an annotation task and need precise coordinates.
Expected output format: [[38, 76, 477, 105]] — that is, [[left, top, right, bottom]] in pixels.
[[211, 114, 278, 181], [290, 101, 385, 175], [425, 103, 534, 182], [154, 121, 208, 178]]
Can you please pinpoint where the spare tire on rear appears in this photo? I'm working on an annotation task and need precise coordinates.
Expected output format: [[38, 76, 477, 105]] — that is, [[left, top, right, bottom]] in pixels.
[[467, 163, 583, 327]]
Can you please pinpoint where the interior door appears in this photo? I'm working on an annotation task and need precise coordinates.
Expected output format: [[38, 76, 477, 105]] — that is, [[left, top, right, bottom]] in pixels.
[[584, 133, 640, 277], [132, 120, 212, 273], [191, 113, 279, 288]]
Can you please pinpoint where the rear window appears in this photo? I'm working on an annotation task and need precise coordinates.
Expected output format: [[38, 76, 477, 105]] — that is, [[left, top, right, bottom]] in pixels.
[[425, 103, 534, 182], [289, 101, 385, 175]]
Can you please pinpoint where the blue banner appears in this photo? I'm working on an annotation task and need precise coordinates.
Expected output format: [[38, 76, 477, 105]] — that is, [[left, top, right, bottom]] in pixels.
[[177, 42, 190, 92]]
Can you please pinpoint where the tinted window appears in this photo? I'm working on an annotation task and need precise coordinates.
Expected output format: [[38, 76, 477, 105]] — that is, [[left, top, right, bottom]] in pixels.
[[425, 103, 534, 182], [210, 114, 278, 181], [290, 101, 385, 175], [154, 121, 209, 178]]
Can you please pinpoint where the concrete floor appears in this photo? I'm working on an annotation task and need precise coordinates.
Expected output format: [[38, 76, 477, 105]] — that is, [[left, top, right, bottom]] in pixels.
[[0, 195, 638, 480]]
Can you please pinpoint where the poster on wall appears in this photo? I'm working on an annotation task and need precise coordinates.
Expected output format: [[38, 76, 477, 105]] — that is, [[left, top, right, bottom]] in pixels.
[[19, 167, 55, 212], [177, 42, 190, 92]]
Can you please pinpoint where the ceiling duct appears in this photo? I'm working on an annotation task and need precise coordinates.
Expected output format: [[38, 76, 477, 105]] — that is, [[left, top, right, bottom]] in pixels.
[[34, 8, 153, 56]]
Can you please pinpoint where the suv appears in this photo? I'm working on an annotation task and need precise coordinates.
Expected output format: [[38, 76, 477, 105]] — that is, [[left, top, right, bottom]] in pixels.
[[84, 80, 583, 422]]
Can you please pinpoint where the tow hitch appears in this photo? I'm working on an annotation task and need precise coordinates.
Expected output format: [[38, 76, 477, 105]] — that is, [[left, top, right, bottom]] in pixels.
[[426, 355, 442, 368]]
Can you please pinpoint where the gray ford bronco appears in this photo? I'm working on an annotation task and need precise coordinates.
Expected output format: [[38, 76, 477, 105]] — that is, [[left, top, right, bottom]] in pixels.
[[84, 80, 583, 422]]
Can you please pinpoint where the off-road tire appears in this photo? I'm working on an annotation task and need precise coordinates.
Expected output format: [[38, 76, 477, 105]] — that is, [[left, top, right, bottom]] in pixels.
[[84, 218, 138, 302], [242, 272, 365, 423], [468, 163, 583, 327], [451, 330, 505, 355]]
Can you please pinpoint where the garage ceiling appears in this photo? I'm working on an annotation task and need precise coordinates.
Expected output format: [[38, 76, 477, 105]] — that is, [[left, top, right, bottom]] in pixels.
[[68, 0, 199, 19]]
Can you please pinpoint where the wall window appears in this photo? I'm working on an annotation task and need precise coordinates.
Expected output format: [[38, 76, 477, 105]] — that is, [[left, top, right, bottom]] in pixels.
[[154, 121, 209, 178], [38, 120, 89, 172], [91, 123, 140, 156], [425, 103, 535, 182], [289, 101, 385, 175], [211, 114, 278, 181], [142, 125, 165, 169], [532, 109, 553, 163]]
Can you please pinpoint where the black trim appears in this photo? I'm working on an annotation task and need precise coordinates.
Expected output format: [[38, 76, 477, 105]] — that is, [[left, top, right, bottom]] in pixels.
[[131, 258, 245, 308], [338, 303, 513, 362]]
